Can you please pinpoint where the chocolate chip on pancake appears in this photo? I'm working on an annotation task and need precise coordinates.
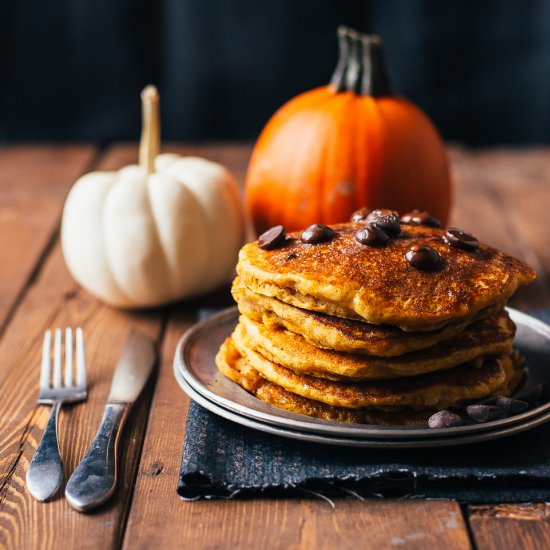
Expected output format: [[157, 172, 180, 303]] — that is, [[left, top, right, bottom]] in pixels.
[[301, 224, 336, 244], [405, 244, 441, 271], [443, 227, 479, 251], [374, 214, 401, 237], [258, 225, 286, 250], [355, 223, 390, 246], [350, 207, 372, 222], [366, 208, 398, 222], [401, 210, 442, 228]]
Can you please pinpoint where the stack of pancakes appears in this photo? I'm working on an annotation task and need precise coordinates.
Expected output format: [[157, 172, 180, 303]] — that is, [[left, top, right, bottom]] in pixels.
[[216, 213, 536, 425]]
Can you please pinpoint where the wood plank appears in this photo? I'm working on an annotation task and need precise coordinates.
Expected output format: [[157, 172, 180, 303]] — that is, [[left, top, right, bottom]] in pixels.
[[0, 145, 97, 334], [468, 504, 550, 550], [122, 144, 470, 550], [447, 147, 550, 549], [0, 145, 167, 549]]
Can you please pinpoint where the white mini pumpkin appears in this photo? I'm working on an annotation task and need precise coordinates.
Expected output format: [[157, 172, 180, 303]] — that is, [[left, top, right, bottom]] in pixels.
[[61, 86, 244, 308]]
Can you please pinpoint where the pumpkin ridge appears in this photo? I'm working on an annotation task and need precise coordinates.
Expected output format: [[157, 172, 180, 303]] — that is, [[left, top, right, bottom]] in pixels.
[[321, 92, 355, 222], [278, 93, 336, 228], [99, 178, 135, 306], [145, 174, 179, 300], [247, 90, 332, 232], [367, 98, 389, 208]]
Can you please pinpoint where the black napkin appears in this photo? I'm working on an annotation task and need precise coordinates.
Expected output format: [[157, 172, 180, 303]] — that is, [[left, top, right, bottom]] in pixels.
[[178, 310, 550, 502]]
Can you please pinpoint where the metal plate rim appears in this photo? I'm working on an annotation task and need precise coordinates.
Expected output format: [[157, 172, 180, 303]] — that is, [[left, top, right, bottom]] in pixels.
[[174, 364, 550, 448], [173, 306, 550, 440]]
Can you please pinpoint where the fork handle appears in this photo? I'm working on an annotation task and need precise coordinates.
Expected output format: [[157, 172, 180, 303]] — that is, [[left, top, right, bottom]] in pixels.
[[65, 402, 129, 512], [26, 401, 63, 501]]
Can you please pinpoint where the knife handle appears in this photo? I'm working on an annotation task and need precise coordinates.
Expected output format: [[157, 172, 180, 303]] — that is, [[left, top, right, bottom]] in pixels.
[[65, 402, 129, 512]]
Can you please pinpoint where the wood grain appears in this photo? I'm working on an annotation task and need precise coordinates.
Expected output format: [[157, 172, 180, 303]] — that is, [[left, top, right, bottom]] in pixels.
[[468, 504, 550, 550], [128, 496, 471, 550], [0, 145, 97, 334], [0, 146, 166, 549]]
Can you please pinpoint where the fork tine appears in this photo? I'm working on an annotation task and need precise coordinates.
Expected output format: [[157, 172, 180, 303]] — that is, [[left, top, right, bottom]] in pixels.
[[65, 328, 73, 387], [40, 331, 52, 390], [76, 328, 86, 388], [53, 329, 62, 388]]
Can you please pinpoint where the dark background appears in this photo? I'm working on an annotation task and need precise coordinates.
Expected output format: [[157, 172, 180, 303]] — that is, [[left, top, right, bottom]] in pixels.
[[2, 0, 549, 145]]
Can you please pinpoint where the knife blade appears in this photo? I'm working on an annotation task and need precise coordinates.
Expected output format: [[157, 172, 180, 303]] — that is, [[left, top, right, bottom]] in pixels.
[[108, 330, 156, 402], [65, 330, 156, 512]]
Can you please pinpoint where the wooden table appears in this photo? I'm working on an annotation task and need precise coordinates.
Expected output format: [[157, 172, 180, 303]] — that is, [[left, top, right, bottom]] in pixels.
[[1, 143, 549, 549]]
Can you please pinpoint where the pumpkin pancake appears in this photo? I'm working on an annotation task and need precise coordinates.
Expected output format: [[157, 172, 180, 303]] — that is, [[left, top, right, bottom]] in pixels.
[[233, 283, 505, 356], [233, 311, 515, 381], [237, 223, 535, 331], [230, 335, 524, 410], [215, 337, 433, 425]]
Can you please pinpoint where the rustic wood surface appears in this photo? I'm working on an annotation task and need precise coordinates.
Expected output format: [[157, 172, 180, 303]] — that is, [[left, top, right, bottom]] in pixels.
[[0, 144, 549, 550]]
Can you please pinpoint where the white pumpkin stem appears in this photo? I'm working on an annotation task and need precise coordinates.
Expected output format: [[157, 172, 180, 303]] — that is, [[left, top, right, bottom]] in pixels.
[[139, 85, 161, 174]]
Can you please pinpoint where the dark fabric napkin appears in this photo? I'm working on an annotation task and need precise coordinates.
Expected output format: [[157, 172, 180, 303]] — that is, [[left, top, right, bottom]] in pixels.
[[178, 310, 550, 502]]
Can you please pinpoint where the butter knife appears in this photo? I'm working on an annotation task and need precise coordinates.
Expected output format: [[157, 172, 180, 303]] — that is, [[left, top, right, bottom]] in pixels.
[[65, 330, 156, 512]]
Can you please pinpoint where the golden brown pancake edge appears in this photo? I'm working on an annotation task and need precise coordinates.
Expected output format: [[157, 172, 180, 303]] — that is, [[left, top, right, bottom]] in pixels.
[[234, 311, 515, 381], [237, 223, 536, 330], [232, 282, 506, 356]]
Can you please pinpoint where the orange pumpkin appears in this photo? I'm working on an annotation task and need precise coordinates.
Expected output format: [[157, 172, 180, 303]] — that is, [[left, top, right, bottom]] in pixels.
[[246, 27, 451, 234]]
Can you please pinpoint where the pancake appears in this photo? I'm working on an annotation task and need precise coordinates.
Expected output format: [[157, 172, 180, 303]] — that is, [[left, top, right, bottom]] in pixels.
[[215, 337, 433, 425], [230, 335, 524, 410], [233, 283, 505, 356], [237, 223, 535, 331], [234, 310, 515, 381]]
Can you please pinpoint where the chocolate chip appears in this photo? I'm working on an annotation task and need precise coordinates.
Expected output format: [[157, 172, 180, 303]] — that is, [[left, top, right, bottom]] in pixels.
[[443, 227, 479, 251], [492, 396, 529, 416], [466, 404, 505, 423], [355, 223, 390, 247], [405, 245, 441, 270], [428, 410, 464, 428], [301, 224, 336, 244], [475, 395, 501, 406], [350, 207, 372, 223], [287, 252, 299, 260], [366, 208, 398, 223], [258, 225, 286, 250], [400, 210, 442, 228], [374, 214, 401, 238], [513, 382, 542, 405]]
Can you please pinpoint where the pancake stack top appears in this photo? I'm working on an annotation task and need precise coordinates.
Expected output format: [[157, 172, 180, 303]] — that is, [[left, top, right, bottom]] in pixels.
[[216, 209, 536, 425]]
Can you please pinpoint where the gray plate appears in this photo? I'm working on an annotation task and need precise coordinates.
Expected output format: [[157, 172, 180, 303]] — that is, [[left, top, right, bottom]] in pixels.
[[174, 360, 550, 448], [173, 306, 550, 442]]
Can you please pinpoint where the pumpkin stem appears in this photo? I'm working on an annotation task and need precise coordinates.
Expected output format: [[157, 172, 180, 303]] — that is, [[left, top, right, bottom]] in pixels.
[[330, 26, 392, 97], [330, 27, 351, 92], [139, 85, 161, 174]]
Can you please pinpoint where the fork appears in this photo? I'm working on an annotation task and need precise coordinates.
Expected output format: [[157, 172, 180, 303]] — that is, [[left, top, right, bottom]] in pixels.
[[26, 328, 87, 502]]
